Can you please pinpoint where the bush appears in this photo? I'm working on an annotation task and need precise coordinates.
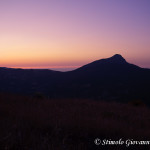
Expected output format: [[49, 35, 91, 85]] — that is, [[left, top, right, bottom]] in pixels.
[[33, 92, 45, 99], [128, 99, 145, 107]]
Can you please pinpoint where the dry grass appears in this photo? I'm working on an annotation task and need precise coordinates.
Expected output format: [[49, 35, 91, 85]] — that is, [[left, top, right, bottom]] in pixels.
[[0, 93, 150, 149]]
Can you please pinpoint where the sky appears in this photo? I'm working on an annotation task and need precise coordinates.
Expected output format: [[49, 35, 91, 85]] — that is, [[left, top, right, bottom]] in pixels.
[[0, 0, 150, 71]]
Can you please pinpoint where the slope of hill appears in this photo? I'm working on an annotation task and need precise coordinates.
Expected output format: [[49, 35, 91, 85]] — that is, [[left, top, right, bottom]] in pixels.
[[0, 54, 150, 103]]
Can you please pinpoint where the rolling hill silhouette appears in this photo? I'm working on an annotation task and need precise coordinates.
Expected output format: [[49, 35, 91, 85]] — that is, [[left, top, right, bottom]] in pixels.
[[0, 54, 150, 103]]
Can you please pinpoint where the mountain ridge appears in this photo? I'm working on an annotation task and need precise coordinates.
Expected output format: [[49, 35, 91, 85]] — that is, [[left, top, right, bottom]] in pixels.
[[71, 54, 141, 74], [0, 54, 139, 72], [0, 54, 150, 104]]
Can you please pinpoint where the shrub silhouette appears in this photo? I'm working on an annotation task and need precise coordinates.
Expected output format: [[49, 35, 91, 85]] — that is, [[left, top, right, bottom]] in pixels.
[[129, 99, 145, 107], [34, 92, 45, 99]]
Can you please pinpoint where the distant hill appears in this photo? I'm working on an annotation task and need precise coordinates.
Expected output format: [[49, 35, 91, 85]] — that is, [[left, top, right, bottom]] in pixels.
[[0, 54, 150, 104]]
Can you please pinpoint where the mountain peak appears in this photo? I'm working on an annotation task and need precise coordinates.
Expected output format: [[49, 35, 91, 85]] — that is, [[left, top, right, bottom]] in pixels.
[[112, 54, 123, 58], [108, 54, 126, 64]]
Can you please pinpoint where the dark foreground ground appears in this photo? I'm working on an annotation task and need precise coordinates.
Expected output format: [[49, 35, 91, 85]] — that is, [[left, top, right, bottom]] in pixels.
[[0, 93, 150, 150]]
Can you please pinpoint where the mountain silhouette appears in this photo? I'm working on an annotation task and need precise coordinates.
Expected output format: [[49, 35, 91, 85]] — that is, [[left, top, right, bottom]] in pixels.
[[0, 54, 150, 103], [68, 54, 141, 79], [107, 54, 126, 63]]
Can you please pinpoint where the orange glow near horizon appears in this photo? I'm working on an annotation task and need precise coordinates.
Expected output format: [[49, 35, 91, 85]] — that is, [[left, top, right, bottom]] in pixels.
[[8, 66, 80, 70]]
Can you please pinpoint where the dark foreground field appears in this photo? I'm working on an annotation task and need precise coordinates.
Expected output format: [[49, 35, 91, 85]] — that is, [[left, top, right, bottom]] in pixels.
[[0, 93, 150, 150]]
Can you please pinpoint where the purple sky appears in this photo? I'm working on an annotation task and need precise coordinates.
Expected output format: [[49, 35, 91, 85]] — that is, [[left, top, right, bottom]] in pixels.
[[0, 0, 150, 70]]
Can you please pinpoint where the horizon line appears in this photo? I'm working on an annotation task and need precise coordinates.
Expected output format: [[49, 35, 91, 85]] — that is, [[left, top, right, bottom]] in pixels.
[[0, 66, 80, 72]]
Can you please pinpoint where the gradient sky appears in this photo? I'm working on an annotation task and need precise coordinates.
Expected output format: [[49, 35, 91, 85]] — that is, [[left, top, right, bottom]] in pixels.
[[0, 0, 150, 71]]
